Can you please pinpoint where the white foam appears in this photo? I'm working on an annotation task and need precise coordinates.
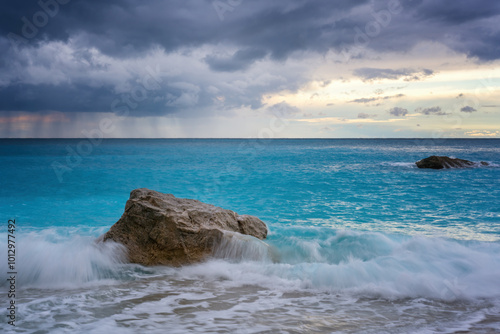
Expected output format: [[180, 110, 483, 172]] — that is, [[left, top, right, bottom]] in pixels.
[[213, 231, 275, 262], [150, 233, 500, 306], [0, 230, 127, 289], [2, 227, 500, 333], [384, 162, 417, 168], [3, 228, 500, 301]]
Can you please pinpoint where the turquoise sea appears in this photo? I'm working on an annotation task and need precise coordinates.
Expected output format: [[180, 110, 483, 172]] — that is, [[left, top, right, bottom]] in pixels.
[[1, 138, 500, 333]]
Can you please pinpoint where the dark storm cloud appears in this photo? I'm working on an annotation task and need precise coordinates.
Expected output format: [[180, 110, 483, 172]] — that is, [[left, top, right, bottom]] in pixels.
[[5, 0, 498, 62], [1, 0, 500, 116], [353, 68, 434, 81], [2, 0, 366, 59], [205, 48, 268, 72], [363, 0, 500, 60], [0, 83, 114, 113], [1, 0, 368, 115], [413, 0, 500, 24], [0, 82, 196, 116]]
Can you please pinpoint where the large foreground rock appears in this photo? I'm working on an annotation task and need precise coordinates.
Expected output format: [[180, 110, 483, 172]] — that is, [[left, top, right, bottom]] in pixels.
[[415, 155, 488, 169], [100, 188, 268, 266]]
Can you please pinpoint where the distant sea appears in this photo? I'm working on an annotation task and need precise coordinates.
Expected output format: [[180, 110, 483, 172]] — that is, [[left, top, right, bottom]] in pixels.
[[1, 138, 499, 333]]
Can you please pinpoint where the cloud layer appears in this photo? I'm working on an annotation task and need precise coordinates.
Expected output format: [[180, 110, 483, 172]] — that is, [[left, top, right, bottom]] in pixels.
[[0, 0, 499, 137]]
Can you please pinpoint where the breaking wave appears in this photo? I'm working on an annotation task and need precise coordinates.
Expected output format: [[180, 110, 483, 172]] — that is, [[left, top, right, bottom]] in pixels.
[[3, 227, 499, 301]]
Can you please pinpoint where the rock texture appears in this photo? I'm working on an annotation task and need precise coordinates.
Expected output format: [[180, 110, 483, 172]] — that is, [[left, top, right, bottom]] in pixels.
[[415, 155, 488, 169], [100, 188, 268, 266]]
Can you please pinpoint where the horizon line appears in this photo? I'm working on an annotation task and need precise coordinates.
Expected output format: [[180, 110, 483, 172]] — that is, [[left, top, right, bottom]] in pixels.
[[1, 137, 499, 140]]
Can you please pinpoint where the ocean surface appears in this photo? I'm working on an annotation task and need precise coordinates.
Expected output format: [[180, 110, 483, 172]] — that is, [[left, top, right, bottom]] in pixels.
[[1, 138, 500, 333]]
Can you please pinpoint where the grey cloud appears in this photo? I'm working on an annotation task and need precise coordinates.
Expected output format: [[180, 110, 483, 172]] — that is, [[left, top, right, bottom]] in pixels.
[[357, 112, 377, 119], [165, 83, 201, 108], [418, 106, 448, 115], [353, 68, 434, 81], [384, 94, 405, 100], [414, 0, 500, 24], [357, 0, 500, 61], [389, 107, 408, 117], [268, 101, 301, 115], [460, 106, 477, 113], [267, 101, 301, 117], [205, 48, 267, 72], [350, 94, 405, 104], [350, 97, 378, 104], [319, 80, 331, 87]]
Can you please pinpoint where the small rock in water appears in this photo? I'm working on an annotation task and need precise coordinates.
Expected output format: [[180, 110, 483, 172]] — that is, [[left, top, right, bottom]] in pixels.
[[415, 155, 485, 169], [99, 188, 268, 266]]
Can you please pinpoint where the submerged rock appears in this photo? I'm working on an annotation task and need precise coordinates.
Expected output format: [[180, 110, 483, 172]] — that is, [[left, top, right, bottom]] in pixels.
[[99, 188, 268, 266], [415, 155, 488, 169]]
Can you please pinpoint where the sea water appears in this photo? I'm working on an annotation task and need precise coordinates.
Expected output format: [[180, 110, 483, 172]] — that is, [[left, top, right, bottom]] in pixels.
[[0, 138, 499, 333]]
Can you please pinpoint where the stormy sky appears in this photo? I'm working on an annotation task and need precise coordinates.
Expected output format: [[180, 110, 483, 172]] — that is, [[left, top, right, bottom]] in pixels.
[[1, 0, 499, 138]]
